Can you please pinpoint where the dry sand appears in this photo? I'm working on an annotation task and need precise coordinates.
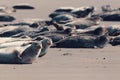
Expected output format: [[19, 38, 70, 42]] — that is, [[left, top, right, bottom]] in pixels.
[[0, 0, 120, 80]]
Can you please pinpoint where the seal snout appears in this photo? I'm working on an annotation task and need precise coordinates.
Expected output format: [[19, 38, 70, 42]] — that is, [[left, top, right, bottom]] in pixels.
[[46, 39, 52, 46], [95, 35, 109, 48]]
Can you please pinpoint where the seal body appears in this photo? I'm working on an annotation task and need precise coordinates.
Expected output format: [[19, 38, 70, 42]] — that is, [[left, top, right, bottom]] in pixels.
[[19, 42, 42, 64], [53, 35, 108, 48], [13, 3, 35, 9], [0, 49, 20, 64], [0, 42, 42, 64]]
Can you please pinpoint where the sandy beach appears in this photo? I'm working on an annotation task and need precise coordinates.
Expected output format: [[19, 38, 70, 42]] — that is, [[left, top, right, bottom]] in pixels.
[[0, 0, 120, 80]]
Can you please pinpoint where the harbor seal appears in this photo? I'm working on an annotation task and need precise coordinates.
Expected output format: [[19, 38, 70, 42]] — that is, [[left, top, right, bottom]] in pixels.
[[65, 16, 102, 29], [52, 14, 74, 24], [19, 42, 42, 64], [0, 15, 15, 22], [53, 35, 109, 48], [13, 3, 35, 9], [0, 42, 42, 64], [109, 35, 120, 46]]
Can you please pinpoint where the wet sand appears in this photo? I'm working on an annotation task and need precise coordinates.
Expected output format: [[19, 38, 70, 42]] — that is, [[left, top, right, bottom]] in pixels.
[[0, 0, 120, 80]]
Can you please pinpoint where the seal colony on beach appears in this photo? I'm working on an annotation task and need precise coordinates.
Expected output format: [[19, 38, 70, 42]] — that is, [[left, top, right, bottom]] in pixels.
[[0, 4, 119, 64]]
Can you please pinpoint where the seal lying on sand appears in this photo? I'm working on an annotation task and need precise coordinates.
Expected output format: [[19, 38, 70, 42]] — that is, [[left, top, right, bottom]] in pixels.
[[100, 13, 120, 21], [76, 26, 108, 36], [0, 42, 42, 64], [71, 6, 95, 18], [0, 25, 39, 37], [53, 35, 109, 48], [109, 35, 120, 46], [65, 16, 102, 29], [52, 14, 75, 24], [13, 3, 35, 9], [0, 15, 15, 22], [106, 25, 120, 36]]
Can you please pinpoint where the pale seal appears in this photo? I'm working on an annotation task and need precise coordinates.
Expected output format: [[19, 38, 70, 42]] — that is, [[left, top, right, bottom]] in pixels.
[[0, 42, 42, 64]]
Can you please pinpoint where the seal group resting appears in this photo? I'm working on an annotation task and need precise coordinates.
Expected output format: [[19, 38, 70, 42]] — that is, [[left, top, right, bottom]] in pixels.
[[53, 35, 109, 48], [49, 6, 95, 19], [0, 37, 53, 64], [0, 42, 42, 64], [92, 5, 120, 21]]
